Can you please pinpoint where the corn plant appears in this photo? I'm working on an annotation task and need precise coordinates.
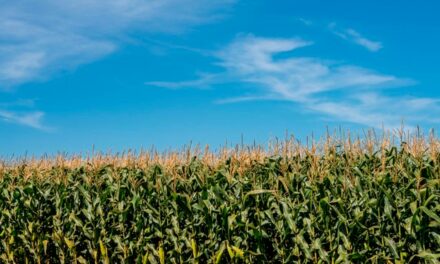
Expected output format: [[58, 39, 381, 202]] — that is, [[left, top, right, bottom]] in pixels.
[[1, 132, 440, 263]]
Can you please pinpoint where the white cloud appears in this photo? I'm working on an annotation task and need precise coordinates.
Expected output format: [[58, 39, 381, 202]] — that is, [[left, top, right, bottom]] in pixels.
[[213, 35, 403, 98], [329, 24, 383, 52], [0, 0, 233, 129], [310, 93, 440, 129], [215, 95, 284, 104], [0, 110, 48, 130], [297, 18, 313, 26], [0, 99, 36, 108], [148, 34, 438, 128], [345, 29, 383, 52], [0, 52, 45, 81], [0, 0, 234, 87], [146, 73, 220, 89]]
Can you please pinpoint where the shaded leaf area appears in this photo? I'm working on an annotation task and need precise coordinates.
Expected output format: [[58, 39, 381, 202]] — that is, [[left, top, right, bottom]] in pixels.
[[1, 149, 440, 263]]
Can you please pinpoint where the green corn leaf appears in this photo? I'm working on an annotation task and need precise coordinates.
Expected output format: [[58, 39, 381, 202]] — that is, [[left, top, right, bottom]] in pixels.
[[384, 237, 399, 259], [420, 206, 440, 223]]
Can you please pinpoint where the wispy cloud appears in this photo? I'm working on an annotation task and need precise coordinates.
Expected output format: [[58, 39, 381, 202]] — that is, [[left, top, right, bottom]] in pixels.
[[0, 99, 49, 130], [0, 0, 234, 88], [329, 23, 383, 52], [0, 99, 36, 108], [146, 73, 220, 89], [0, 0, 233, 129], [0, 110, 48, 130], [297, 17, 313, 26], [148, 34, 437, 128], [214, 95, 284, 104]]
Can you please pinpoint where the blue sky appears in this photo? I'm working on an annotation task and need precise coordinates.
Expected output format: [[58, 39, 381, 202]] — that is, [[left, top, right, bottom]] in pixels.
[[1, 0, 440, 156]]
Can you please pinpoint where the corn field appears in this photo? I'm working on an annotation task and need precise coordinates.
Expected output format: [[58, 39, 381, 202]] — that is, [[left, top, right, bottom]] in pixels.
[[1, 130, 440, 263]]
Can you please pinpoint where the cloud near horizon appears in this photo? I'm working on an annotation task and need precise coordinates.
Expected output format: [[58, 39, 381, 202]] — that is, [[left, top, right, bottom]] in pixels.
[[0, 110, 47, 130], [147, 34, 440, 128]]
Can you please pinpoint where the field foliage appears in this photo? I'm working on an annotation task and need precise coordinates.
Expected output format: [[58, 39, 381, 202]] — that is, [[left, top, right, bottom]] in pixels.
[[1, 130, 440, 263]]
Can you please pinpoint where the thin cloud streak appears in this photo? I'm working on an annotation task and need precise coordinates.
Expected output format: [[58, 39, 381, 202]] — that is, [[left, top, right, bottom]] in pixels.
[[146, 74, 221, 89], [0, 110, 49, 130], [346, 29, 383, 52], [215, 95, 285, 104], [148, 34, 437, 128], [329, 23, 383, 52]]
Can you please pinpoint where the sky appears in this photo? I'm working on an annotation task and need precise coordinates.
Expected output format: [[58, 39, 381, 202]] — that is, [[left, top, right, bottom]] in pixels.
[[1, 0, 439, 156]]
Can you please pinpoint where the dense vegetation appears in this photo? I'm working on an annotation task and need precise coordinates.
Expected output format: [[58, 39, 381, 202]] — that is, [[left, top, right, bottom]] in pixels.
[[1, 135, 440, 263]]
